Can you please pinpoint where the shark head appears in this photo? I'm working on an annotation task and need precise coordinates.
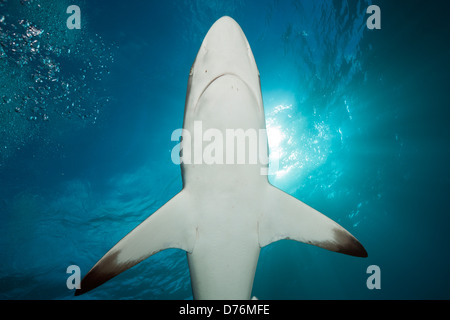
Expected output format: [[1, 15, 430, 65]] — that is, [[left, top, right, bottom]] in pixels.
[[181, 16, 269, 186], [185, 16, 263, 119]]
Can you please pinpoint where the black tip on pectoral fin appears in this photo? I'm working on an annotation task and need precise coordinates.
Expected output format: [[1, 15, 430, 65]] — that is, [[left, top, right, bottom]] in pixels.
[[312, 228, 368, 258], [73, 265, 116, 297], [74, 250, 133, 296], [332, 228, 368, 258]]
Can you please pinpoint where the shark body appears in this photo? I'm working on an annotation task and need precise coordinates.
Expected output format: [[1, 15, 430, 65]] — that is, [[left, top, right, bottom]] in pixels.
[[75, 16, 367, 300]]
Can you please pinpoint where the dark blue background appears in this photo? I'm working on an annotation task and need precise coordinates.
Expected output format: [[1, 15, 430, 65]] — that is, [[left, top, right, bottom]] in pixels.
[[0, 0, 449, 299]]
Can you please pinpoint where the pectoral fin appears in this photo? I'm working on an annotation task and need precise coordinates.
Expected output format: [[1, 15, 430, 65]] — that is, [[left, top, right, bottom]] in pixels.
[[75, 190, 196, 296], [258, 185, 367, 257]]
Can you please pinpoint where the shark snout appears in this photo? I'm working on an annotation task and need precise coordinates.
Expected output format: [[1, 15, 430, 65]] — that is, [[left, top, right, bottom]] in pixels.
[[204, 16, 248, 51], [201, 16, 252, 63]]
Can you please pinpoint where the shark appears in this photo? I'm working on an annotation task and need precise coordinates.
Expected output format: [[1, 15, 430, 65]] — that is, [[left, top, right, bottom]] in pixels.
[[75, 16, 367, 300]]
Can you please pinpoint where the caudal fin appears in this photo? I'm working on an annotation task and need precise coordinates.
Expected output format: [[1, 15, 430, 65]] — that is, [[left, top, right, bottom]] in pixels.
[[258, 185, 367, 257]]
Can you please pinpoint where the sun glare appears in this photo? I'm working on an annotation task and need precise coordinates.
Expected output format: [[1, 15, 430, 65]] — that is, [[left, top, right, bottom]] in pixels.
[[267, 126, 284, 149]]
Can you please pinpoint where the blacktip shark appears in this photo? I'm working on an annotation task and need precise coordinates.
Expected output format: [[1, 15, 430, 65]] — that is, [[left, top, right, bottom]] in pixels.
[[75, 16, 367, 300]]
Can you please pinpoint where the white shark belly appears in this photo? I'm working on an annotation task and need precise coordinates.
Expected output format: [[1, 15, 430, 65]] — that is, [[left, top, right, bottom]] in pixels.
[[187, 225, 260, 300], [185, 182, 263, 300]]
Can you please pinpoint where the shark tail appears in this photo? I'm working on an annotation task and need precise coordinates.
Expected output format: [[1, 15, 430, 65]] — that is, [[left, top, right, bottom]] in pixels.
[[75, 190, 196, 296], [258, 185, 367, 258]]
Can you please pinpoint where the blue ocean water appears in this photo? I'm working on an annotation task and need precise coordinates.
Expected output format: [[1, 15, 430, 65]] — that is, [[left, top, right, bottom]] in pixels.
[[0, 0, 449, 300]]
